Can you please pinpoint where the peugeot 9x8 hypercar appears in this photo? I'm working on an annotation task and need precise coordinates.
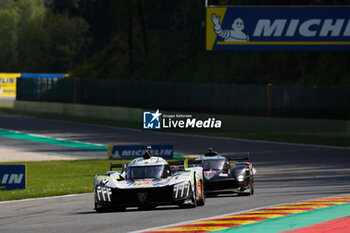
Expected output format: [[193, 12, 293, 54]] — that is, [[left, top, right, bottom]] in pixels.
[[94, 147, 205, 212]]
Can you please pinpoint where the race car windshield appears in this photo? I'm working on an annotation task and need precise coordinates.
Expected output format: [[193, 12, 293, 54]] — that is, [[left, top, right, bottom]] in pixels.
[[127, 165, 165, 179], [202, 160, 226, 171]]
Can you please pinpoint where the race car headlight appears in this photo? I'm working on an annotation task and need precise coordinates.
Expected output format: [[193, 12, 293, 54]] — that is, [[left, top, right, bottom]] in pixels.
[[96, 186, 112, 202], [173, 182, 190, 199], [237, 175, 244, 182]]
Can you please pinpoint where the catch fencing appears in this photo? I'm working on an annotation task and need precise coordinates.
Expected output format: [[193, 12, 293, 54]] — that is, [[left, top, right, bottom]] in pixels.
[[16, 78, 350, 119]]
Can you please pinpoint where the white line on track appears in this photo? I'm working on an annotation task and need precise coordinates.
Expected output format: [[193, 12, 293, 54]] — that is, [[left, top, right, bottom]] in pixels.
[[129, 193, 350, 233]]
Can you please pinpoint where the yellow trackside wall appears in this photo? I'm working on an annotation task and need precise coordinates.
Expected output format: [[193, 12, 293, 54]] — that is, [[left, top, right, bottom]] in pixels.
[[0, 73, 21, 97]]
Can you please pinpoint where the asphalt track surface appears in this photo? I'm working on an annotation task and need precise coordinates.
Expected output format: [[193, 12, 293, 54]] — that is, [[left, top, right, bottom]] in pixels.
[[0, 114, 350, 233]]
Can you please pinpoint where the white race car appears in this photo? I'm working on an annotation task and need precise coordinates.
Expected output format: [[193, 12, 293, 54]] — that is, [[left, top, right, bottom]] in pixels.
[[94, 148, 205, 212]]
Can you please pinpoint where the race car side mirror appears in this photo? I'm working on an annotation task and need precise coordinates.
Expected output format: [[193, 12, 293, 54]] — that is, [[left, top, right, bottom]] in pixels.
[[223, 161, 230, 172]]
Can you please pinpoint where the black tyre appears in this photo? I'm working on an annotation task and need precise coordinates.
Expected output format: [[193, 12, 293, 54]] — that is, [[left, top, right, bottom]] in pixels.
[[190, 183, 198, 208], [197, 180, 205, 206], [95, 203, 107, 213], [180, 182, 197, 208], [237, 184, 254, 196]]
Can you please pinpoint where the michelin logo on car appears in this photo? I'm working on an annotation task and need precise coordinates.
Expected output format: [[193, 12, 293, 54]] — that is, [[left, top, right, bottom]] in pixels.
[[143, 109, 222, 129]]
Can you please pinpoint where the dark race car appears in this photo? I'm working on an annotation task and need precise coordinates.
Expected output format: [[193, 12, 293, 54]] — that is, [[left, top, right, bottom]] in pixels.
[[195, 148, 256, 196]]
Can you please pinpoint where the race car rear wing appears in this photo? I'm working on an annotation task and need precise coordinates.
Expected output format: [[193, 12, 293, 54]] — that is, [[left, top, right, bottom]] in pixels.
[[110, 163, 122, 169], [222, 152, 250, 162], [109, 159, 201, 171], [168, 159, 203, 172], [110, 163, 127, 172], [168, 159, 202, 167], [203, 148, 250, 161]]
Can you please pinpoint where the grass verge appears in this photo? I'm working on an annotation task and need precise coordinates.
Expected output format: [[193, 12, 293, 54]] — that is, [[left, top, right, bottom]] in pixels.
[[0, 159, 126, 201]]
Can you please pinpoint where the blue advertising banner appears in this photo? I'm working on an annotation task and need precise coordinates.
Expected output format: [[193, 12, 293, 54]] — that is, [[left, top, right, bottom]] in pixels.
[[206, 7, 350, 50], [0, 165, 26, 191], [108, 145, 174, 159]]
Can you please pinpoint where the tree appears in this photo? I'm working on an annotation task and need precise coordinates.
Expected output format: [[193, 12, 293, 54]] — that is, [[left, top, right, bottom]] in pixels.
[[0, 1, 20, 71], [0, 0, 90, 73]]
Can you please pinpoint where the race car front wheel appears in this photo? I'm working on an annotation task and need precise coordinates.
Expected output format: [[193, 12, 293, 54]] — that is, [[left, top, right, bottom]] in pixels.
[[95, 203, 126, 212], [180, 182, 197, 208], [190, 183, 198, 208], [95, 203, 107, 213], [197, 180, 205, 206], [238, 183, 254, 196]]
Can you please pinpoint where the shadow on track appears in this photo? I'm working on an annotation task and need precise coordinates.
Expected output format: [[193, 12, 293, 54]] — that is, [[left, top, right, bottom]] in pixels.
[[75, 205, 185, 215]]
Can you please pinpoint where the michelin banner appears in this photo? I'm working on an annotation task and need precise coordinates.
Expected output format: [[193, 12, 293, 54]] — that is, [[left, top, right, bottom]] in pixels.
[[0, 165, 26, 191], [0, 73, 67, 98], [0, 73, 21, 98], [108, 145, 174, 159], [206, 7, 350, 51]]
